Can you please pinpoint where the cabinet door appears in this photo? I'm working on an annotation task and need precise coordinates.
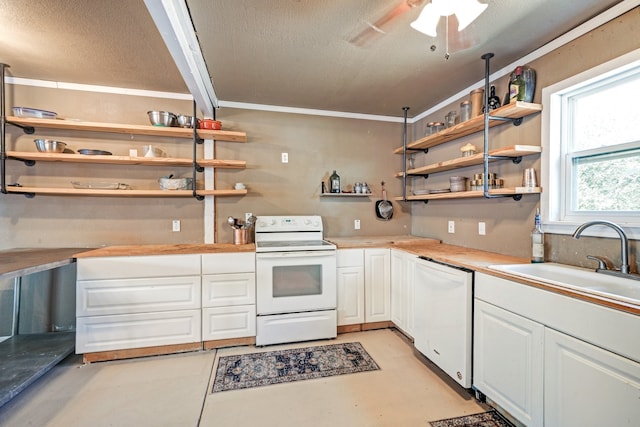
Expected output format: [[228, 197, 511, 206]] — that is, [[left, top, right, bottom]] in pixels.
[[390, 249, 405, 329], [76, 309, 201, 353], [390, 250, 415, 336], [202, 252, 255, 274], [336, 266, 365, 326], [473, 299, 544, 427], [364, 248, 390, 323], [77, 276, 201, 316], [545, 328, 640, 427], [77, 254, 201, 280], [202, 305, 256, 340], [202, 273, 255, 308]]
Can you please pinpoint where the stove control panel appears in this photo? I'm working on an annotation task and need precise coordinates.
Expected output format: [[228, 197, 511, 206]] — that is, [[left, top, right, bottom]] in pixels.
[[256, 215, 323, 232]]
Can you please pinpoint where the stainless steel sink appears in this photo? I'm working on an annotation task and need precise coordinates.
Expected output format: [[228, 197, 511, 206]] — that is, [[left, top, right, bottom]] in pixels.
[[488, 263, 640, 306]]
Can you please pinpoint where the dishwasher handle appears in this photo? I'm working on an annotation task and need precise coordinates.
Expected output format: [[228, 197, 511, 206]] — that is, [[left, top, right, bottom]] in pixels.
[[418, 256, 474, 274]]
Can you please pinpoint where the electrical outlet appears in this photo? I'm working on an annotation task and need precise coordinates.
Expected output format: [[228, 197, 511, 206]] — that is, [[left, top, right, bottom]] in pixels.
[[354, 219, 360, 230], [245, 212, 253, 222], [172, 220, 181, 232], [448, 220, 455, 234], [478, 221, 486, 235], [281, 152, 288, 163]]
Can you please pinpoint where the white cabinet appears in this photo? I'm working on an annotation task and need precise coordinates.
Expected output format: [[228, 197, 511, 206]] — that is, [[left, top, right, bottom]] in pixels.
[[364, 248, 391, 323], [336, 247, 391, 328], [474, 272, 640, 427], [544, 328, 640, 427], [474, 299, 544, 426], [390, 249, 415, 336], [336, 249, 365, 326], [76, 254, 202, 354], [201, 252, 256, 341]]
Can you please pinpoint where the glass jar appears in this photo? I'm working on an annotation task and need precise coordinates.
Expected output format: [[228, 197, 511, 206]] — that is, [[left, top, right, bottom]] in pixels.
[[445, 111, 457, 128], [425, 121, 435, 136], [432, 122, 445, 133]]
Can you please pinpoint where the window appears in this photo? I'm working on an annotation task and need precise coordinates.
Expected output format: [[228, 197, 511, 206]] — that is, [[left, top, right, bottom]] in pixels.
[[542, 48, 640, 238]]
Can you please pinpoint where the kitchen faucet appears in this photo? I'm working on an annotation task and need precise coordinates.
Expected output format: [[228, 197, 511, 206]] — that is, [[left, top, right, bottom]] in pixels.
[[572, 220, 636, 278]]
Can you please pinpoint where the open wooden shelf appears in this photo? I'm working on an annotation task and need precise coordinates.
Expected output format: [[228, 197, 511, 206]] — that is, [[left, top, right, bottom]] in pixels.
[[7, 151, 246, 169], [320, 193, 371, 197], [395, 145, 542, 177], [7, 116, 247, 143], [4, 186, 248, 198], [395, 187, 542, 201], [393, 102, 543, 154]]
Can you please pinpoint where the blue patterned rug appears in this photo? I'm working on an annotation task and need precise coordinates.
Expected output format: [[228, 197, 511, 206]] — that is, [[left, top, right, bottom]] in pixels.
[[212, 342, 379, 393], [430, 410, 514, 427]]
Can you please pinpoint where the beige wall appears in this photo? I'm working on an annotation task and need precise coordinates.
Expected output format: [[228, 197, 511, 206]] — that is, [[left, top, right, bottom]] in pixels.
[[1, 86, 410, 249], [211, 108, 411, 243], [410, 7, 639, 270]]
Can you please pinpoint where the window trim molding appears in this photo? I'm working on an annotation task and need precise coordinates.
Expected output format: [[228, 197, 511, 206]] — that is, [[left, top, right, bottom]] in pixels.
[[541, 47, 640, 239]]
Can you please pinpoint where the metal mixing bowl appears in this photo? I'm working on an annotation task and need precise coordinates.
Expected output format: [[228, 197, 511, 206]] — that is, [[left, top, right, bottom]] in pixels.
[[176, 114, 195, 128], [147, 110, 176, 127], [34, 139, 67, 153]]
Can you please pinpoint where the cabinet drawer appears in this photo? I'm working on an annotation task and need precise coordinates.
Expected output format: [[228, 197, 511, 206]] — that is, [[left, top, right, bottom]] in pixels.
[[202, 273, 255, 307], [77, 276, 201, 316], [202, 305, 256, 340], [77, 254, 201, 280], [202, 252, 255, 274], [337, 249, 364, 267], [76, 309, 201, 353]]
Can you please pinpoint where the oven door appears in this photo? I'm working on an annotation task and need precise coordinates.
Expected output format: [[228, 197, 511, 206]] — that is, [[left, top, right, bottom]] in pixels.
[[256, 250, 337, 315]]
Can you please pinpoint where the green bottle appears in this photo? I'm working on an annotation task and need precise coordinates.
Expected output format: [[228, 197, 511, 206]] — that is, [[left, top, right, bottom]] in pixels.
[[509, 66, 526, 103], [329, 170, 340, 193]]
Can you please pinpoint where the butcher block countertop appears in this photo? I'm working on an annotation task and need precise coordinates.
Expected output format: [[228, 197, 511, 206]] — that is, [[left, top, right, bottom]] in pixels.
[[327, 235, 639, 316], [0, 248, 85, 280], [74, 243, 255, 258]]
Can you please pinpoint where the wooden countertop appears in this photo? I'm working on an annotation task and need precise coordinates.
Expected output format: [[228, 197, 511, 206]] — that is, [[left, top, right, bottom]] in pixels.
[[74, 243, 255, 258], [0, 248, 85, 280], [328, 236, 639, 316], [326, 235, 441, 248]]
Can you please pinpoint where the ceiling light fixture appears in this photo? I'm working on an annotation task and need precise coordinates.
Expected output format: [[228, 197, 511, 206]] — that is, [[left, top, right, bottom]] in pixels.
[[410, 0, 488, 37]]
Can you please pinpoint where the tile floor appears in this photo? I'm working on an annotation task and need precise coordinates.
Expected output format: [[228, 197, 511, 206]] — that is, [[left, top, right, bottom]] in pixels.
[[0, 329, 489, 427]]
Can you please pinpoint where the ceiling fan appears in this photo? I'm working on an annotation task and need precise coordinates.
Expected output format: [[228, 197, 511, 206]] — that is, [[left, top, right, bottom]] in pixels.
[[349, 0, 485, 57]]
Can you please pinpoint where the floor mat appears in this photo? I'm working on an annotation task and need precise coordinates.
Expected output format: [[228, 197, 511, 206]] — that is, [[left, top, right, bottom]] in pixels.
[[429, 410, 515, 427], [212, 341, 379, 393]]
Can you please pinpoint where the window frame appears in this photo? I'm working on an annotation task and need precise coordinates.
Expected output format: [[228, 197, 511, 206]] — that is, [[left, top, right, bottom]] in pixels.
[[541, 48, 640, 239]]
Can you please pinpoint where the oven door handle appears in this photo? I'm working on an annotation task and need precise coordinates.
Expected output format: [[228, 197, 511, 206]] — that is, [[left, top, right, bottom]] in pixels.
[[256, 250, 336, 259]]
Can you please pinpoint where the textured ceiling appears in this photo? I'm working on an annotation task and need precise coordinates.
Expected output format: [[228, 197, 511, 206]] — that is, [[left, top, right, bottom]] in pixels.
[[0, 0, 626, 118]]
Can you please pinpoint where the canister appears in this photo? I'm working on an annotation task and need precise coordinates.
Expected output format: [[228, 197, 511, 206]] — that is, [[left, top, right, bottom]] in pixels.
[[470, 89, 484, 117], [433, 122, 445, 133], [460, 101, 471, 122], [425, 121, 435, 136]]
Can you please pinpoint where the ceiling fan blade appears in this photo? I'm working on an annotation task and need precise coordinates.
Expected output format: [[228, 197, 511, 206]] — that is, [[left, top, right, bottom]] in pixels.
[[349, 0, 425, 47]]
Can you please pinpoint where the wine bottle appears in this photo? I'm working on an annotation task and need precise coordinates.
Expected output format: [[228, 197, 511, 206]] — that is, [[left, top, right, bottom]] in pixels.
[[509, 66, 526, 103], [531, 208, 544, 263], [329, 170, 340, 193]]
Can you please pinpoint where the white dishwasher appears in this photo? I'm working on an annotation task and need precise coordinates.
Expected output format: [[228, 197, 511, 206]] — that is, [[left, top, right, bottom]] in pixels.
[[413, 256, 473, 388]]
